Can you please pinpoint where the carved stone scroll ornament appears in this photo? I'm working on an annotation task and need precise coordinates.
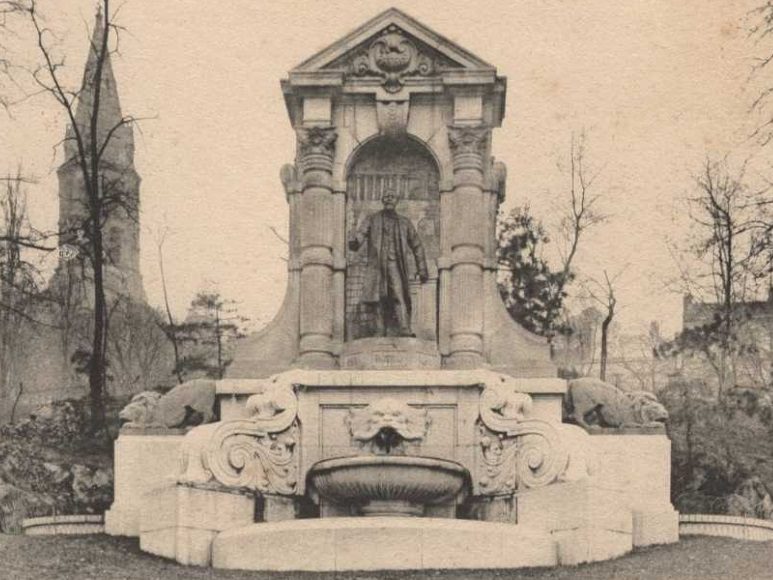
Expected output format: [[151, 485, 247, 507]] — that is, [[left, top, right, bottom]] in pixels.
[[296, 126, 337, 173], [476, 383, 595, 495], [279, 163, 301, 198], [350, 26, 436, 93], [346, 397, 431, 455], [178, 378, 299, 496]]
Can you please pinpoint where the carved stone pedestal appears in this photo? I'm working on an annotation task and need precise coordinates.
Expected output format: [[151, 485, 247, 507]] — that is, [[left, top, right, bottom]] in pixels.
[[340, 337, 441, 369], [104, 432, 186, 537]]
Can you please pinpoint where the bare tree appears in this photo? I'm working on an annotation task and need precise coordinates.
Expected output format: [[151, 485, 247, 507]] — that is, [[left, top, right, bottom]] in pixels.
[[498, 131, 608, 355], [0, 171, 50, 413], [105, 297, 172, 394], [585, 270, 620, 382], [614, 322, 671, 392], [549, 131, 608, 352], [4, 0, 141, 432], [556, 131, 607, 283], [155, 226, 183, 384], [663, 156, 772, 397], [749, 2, 773, 144]]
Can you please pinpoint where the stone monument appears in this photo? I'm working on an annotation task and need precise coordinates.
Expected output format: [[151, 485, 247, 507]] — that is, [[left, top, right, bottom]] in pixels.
[[105, 8, 679, 572]]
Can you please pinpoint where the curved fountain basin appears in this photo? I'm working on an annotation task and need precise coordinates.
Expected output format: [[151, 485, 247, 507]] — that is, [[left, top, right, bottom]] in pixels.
[[308, 455, 469, 517]]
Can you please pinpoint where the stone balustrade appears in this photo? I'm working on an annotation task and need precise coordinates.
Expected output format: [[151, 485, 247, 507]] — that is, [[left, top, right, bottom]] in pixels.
[[679, 514, 773, 541], [22, 515, 104, 536]]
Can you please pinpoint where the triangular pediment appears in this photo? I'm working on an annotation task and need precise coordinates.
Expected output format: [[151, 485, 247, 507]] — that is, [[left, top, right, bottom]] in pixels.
[[292, 8, 496, 75]]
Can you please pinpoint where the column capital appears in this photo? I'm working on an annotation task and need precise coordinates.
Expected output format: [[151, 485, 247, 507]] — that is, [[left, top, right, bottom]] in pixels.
[[297, 126, 337, 174], [448, 125, 489, 172]]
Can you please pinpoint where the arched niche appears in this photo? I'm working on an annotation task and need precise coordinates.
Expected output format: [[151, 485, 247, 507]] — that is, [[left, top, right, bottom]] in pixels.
[[345, 136, 441, 342]]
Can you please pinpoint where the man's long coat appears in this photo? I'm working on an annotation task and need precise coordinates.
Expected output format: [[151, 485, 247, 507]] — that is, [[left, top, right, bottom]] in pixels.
[[350, 210, 428, 312]]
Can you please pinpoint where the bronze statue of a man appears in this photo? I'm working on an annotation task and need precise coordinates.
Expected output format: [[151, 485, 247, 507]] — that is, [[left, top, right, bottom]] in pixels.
[[349, 189, 429, 337]]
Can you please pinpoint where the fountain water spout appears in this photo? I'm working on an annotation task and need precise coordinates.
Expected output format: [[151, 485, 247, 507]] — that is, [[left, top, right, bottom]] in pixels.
[[308, 397, 469, 517]]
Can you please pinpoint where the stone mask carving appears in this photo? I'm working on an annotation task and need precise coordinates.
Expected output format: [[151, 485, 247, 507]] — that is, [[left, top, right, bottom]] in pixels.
[[346, 397, 431, 455]]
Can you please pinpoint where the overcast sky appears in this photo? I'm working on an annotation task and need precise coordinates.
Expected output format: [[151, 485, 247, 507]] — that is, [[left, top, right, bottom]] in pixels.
[[1, 0, 768, 336]]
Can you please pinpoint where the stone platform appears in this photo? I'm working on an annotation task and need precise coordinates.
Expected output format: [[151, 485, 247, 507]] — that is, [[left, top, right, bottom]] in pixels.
[[211, 518, 557, 572]]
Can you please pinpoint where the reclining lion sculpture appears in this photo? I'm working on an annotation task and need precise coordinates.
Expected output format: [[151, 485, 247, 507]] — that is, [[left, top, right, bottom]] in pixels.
[[119, 379, 217, 429], [564, 377, 668, 430]]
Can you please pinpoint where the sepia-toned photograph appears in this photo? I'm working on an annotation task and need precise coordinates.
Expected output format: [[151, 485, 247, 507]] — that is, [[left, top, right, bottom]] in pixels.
[[0, 1, 772, 578]]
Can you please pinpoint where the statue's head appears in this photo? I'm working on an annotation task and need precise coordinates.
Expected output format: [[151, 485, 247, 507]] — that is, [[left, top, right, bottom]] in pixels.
[[119, 391, 162, 426], [381, 189, 399, 210], [630, 391, 669, 424]]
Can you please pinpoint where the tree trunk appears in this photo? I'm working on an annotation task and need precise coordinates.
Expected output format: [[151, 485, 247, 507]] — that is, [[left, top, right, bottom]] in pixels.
[[158, 241, 183, 383], [10, 382, 23, 424], [684, 383, 695, 484], [86, 1, 110, 435], [89, 225, 107, 433], [600, 300, 614, 382], [215, 308, 223, 379]]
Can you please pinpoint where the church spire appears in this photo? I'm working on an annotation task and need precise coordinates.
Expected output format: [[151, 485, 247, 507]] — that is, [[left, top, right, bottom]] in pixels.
[[64, 6, 134, 167], [55, 3, 145, 303]]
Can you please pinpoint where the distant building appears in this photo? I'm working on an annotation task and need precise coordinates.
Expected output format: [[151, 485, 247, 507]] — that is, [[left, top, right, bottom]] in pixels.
[[552, 308, 673, 392], [0, 14, 170, 420], [680, 291, 773, 390], [49, 10, 145, 302]]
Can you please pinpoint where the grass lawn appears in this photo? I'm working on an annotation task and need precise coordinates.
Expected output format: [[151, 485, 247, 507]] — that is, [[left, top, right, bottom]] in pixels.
[[0, 534, 772, 580]]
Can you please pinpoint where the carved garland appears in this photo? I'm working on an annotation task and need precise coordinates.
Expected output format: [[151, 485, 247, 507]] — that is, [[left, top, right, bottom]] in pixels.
[[476, 383, 572, 495]]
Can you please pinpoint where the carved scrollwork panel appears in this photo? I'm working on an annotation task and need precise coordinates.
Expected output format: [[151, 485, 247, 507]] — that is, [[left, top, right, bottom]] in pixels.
[[476, 419, 571, 495], [178, 378, 300, 496], [475, 383, 591, 496], [336, 26, 447, 94], [479, 382, 533, 433], [202, 421, 299, 495]]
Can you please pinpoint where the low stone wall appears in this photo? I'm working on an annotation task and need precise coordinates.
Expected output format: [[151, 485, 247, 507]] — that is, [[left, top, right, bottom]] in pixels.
[[679, 514, 773, 541], [22, 515, 104, 536]]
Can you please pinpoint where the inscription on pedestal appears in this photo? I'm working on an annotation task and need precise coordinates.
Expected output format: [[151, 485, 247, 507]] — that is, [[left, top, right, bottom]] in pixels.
[[340, 337, 441, 370]]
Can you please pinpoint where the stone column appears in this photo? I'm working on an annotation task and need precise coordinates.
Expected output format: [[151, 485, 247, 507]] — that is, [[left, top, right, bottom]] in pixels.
[[297, 127, 337, 368], [445, 126, 489, 368]]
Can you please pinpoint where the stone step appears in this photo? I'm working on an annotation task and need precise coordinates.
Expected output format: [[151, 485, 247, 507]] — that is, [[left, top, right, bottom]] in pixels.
[[211, 517, 557, 572]]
